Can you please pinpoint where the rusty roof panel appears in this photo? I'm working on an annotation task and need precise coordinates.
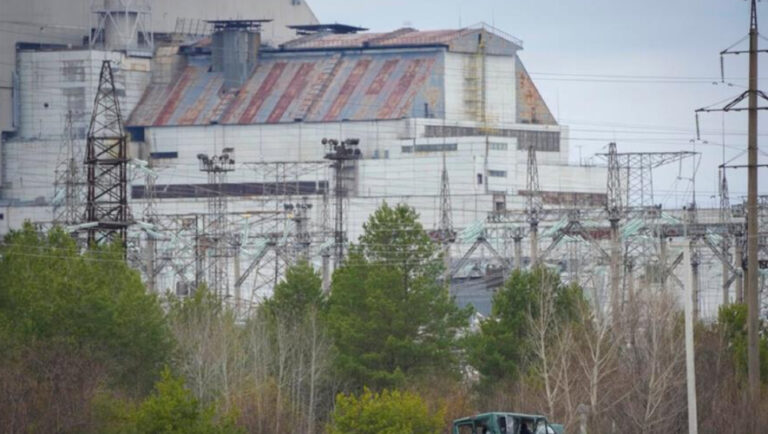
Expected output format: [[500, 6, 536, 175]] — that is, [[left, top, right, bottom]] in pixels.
[[515, 57, 557, 126], [128, 50, 444, 127]]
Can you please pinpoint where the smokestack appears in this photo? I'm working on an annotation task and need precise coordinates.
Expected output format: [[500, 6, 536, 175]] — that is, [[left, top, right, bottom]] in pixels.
[[209, 20, 269, 90]]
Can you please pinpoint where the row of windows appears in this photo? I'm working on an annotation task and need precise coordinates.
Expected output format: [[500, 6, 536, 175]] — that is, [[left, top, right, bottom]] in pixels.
[[401, 143, 458, 153], [489, 142, 508, 151], [488, 170, 507, 178], [424, 125, 560, 153]]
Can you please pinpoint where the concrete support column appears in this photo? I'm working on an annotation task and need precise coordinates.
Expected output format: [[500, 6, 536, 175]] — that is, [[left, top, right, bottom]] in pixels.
[[736, 236, 744, 303], [514, 235, 523, 270], [322, 251, 331, 293], [530, 223, 539, 267], [609, 220, 621, 321], [691, 247, 701, 323], [234, 244, 241, 313]]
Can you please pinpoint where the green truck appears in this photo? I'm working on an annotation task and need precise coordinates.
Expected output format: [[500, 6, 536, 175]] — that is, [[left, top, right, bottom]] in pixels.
[[452, 412, 565, 434]]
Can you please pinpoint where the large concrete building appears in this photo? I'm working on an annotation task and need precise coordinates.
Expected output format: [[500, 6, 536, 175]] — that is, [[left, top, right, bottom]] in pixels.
[[0, 15, 607, 307]]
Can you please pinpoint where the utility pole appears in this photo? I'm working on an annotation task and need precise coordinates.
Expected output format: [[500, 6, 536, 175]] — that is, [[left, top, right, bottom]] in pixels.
[[513, 227, 523, 270], [683, 242, 699, 434], [746, 0, 761, 419], [321, 185, 331, 292], [734, 228, 745, 303], [323, 138, 360, 267]]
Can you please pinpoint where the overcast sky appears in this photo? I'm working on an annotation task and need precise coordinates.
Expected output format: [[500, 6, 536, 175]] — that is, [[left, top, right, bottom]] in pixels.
[[309, 0, 768, 209]]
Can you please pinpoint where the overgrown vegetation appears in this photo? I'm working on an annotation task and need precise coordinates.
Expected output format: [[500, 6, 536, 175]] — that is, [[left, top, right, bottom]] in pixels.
[[1, 208, 766, 433]]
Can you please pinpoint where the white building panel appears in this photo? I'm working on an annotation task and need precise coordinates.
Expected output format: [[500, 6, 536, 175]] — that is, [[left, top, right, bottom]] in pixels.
[[17, 50, 150, 140]]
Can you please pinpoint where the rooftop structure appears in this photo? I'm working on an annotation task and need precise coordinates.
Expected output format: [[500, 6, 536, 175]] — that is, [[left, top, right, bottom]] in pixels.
[[127, 25, 554, 128]]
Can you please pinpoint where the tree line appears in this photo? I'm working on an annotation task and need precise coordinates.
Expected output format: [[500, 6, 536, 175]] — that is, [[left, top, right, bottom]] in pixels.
[[0, 203, 766, 433]]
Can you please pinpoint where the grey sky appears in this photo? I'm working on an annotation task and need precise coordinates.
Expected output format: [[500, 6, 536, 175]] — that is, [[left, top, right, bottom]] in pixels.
[[309, 0, 767, 208]]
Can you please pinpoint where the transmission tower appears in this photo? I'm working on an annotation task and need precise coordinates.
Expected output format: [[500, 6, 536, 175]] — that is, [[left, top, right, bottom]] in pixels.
[[606, 142, 623, 320], [197, 149, 235, 299], [525, 145, 542, 264], [85, 60, 130, 247], [323, 138, 361, 266], [604, 152, 697, 209], [438, 152, 456, 276], [53, 110, 84, 226], [719, 169, 734, 306]]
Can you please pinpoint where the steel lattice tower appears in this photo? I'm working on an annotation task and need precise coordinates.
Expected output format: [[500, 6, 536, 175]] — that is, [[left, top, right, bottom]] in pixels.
[[85, 60, 130, 247], [53, 110, 85, 226], [198, 151, 235, 298], [611, 152, 696, 209], [438, 152, 455, 277], [606, 143, 623, 222], [438, 152, 455, 244], [323, 138, 360, 266], [526, 145, 542, 263]]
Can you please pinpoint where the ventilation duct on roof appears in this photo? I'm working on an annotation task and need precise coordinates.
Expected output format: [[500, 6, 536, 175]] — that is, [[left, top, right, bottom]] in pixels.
[[209, 20, 270, 91], [90, 0, 153, 55]]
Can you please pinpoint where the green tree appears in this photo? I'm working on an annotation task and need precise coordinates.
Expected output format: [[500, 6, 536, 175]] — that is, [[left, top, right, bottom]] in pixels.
[[0, 223, 171, 394], [327, 388, 444, 434], [261, 261, 332, 434], [264, 260, 326, 320], [125, 367, 240, 434], [327, 203, 471, 390], [718, 303, 768, 383], [467, 267, 582, 383]]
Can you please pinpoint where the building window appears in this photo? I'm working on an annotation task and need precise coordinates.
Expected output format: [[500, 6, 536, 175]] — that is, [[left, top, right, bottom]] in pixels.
[[489, 170, 507, 178], [401, 143, 458, 153], [477, 174, 483, 185], [489, 142, 507, 151], [62, 61, 86, 82], [424, 125, 560, 153], [150, 151, 178, 159]]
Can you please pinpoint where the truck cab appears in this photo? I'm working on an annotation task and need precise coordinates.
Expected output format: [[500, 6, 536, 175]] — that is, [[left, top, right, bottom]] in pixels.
[[452, 412, 564, 434]]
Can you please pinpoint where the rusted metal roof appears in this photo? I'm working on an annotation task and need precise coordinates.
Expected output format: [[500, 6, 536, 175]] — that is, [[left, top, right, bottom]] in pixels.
[[128, 51, 444, 127], [280, 25, 522, 53], [515, 57, 557, 126], [281, 28, 468, 50]]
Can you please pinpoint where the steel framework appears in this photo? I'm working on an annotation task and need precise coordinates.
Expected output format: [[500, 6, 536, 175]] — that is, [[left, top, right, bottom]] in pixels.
[[53, 110, 85, 226], [198, 151, 235, 298], [85, 60, 130, 247]]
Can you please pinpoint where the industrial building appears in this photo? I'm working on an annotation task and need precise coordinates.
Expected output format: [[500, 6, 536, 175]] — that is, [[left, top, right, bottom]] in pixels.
[[0, 0, 318, 136], [5, 4, 758, 320]]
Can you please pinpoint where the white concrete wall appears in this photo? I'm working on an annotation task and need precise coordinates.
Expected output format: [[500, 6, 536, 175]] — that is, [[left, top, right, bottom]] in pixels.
[[17, 50, 150, 140], [1, 139, 74, 203], [443, 51, 472, 122], [443, 52, 517, 125], [485, 54, 517, 125]]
